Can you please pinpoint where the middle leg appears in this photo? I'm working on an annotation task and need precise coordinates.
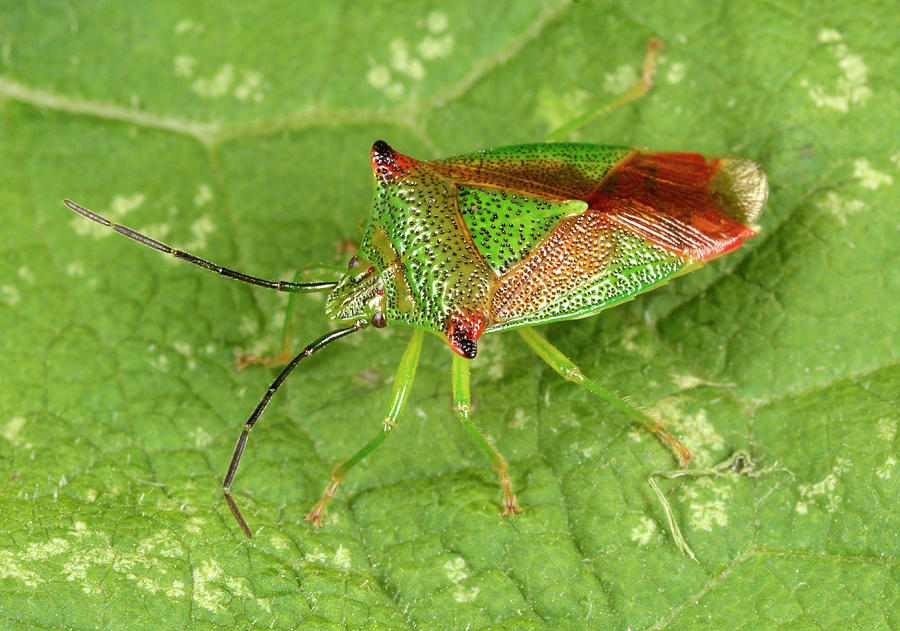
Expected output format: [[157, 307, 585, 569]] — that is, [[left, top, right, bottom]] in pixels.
[[452, 353, 522, 516]]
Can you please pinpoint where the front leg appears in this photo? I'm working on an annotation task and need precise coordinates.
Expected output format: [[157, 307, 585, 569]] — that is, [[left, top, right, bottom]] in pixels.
[[238, 267, 345, 370], [306, 329, 424, 526], [452, 353, 522, 516]]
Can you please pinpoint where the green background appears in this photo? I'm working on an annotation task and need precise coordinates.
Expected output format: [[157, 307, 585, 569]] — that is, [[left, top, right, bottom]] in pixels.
[[1, 1, 897, 629]]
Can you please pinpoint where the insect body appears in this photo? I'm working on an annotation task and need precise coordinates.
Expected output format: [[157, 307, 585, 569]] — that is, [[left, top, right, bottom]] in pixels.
[[66, 139, 767, 538], [354, 141, 765, 357]]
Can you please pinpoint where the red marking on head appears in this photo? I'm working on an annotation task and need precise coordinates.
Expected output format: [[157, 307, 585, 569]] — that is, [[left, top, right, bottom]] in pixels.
[[447, 310, 486, 359], [371, 140, 414, 181]]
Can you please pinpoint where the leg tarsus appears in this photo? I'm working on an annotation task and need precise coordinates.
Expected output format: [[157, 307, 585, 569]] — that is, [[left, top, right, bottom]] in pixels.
[[497, 468, 523, 516], [236, 269, 308, 371], [651, 424, 692, 466], [236, 350, 295, 371], [545, 38, 662, 141], [306, 478, 342, 527]]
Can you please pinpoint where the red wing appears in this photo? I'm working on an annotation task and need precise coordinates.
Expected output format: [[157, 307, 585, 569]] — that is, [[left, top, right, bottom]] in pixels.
[[584, 151, 767, 261]]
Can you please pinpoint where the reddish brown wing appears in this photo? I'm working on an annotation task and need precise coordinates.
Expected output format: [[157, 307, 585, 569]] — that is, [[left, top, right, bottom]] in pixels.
[[584, 151, 768, 261]]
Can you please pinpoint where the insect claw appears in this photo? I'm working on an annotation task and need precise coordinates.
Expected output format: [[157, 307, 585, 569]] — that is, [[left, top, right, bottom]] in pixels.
[[305, 506, 325, 528], [502, 496, 523, 517]]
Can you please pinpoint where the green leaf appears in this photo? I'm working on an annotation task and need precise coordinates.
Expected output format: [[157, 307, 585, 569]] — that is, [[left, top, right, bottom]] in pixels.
[[1, 1, 897, 629]]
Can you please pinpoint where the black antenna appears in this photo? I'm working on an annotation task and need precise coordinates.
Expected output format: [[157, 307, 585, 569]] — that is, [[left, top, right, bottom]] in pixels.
[[223, 322, 364, 537], [64, 199, 338, 293]]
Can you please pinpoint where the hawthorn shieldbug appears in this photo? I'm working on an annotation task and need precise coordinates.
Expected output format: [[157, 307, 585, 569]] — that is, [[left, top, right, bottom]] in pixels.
[[64, 42, 767, 539], [64, 138, 767, 537]]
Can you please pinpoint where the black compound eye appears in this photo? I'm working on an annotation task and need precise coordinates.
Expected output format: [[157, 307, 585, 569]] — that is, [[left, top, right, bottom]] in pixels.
[[348, 255, 359, 270], [372, 311, 386, 328]]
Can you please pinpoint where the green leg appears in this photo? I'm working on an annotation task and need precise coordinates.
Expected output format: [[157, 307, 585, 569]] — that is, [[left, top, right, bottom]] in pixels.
[[275, 264, 348, 359], [518, 327, 692, 465], [452, 353, 522, 516], [545, 39, 661, 141], [306, 328, 424, 526], [238, 268, 342, 369]]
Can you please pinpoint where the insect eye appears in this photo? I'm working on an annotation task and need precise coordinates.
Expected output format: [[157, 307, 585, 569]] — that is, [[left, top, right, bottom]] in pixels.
[[348, 255, 359, 269], [372, 311, 386, 328]]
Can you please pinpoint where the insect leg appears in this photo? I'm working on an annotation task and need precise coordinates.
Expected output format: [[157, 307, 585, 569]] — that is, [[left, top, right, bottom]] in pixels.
[[452, 353, 522, 516], [64, 199, 337, 294], [544, 38, 661, 141], [237, 268, 307, 370], [239, 265, 350, 369], [306, 329, 424, 526], [223, 323, 363, 538], [517, 327, 692, 466]]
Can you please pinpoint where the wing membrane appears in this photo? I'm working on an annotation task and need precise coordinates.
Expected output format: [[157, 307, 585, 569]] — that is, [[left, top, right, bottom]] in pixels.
[[584, 151, 766, 261]]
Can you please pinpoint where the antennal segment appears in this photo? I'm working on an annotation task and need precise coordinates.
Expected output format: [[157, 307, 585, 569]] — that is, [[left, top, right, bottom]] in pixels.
[[222, 321, 364, 537], [64, 199, 337, 293]]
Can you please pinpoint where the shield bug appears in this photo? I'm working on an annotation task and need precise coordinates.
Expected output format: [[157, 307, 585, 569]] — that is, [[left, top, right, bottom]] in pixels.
[[64, 140, 767, 537], [64, 41, 767, 539]]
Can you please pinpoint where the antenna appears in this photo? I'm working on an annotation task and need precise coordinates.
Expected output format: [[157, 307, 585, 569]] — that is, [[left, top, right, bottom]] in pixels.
[[222, 322, 364, 537], [64, 199, 337, 293]]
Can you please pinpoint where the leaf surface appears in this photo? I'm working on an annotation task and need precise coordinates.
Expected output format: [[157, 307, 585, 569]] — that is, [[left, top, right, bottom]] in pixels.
[[0, 1, 897, 629]]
